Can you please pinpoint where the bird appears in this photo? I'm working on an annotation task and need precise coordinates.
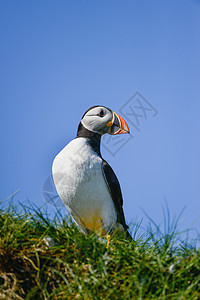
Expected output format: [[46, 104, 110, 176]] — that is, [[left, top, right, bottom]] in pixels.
[[52, 105, 132, 243]]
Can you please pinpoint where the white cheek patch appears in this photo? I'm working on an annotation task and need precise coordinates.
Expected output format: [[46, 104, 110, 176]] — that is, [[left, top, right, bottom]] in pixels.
[[81, 109, 113, 133], [81, 118, 99, 133]]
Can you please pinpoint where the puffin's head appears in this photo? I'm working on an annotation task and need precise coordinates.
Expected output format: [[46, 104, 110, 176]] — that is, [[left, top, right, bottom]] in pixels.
[[80, 105, 130, 135]]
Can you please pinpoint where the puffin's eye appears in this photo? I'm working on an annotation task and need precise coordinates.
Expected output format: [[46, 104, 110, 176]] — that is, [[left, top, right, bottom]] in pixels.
[[98, 109, 104, 117]]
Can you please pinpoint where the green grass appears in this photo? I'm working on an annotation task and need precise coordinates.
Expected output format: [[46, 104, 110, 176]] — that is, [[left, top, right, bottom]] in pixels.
[[0, 203, 200, 300]]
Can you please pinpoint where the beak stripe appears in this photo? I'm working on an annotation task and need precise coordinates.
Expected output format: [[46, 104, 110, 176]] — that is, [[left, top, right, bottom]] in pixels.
[[107, 111, 130, 135]]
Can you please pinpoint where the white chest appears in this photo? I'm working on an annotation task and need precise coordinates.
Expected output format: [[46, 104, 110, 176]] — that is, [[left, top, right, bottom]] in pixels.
[[52, 138, 117, 231]]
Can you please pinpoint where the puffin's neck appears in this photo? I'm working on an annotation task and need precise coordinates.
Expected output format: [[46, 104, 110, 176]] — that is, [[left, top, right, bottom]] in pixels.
[[76, 122, 102, 157]]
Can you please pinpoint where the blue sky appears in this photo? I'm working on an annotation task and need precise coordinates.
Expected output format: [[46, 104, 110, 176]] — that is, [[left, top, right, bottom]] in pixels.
[[1, 0, 200, 239]]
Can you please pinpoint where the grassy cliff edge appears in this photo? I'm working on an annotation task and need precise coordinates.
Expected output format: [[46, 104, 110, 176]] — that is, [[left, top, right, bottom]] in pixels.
[[0, 205, 199, 299]]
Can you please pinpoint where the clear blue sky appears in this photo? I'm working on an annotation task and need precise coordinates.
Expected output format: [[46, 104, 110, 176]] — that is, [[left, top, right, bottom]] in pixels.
[[1, 0, 200, 239]]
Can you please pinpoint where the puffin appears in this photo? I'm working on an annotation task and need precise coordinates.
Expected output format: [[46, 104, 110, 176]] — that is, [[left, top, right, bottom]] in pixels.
[[52, 105, 132, 241]]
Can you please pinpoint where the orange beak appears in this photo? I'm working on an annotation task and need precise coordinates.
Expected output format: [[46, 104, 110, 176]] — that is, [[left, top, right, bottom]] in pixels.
[[107, 112, 130, 135]]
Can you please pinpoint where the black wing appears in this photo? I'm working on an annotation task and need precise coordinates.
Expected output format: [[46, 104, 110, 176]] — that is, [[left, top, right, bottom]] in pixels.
[[102, 159, 132, 239]]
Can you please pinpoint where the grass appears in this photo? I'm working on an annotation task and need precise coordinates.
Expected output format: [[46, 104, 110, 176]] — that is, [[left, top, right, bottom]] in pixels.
[[0, 202, 200, 299]]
